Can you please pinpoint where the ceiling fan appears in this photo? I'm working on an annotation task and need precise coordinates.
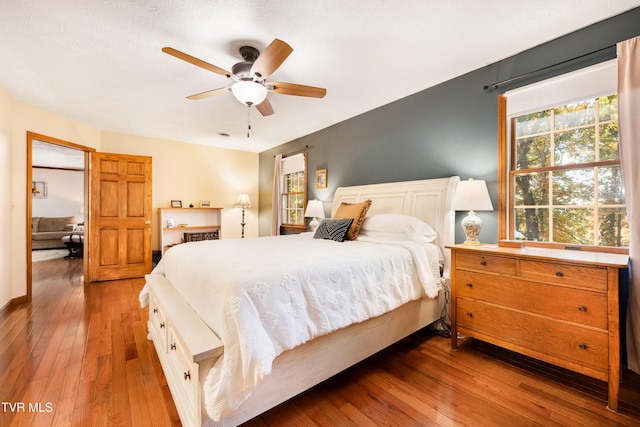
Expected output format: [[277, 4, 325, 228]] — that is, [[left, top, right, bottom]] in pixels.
[[162, 39, 326, 117]]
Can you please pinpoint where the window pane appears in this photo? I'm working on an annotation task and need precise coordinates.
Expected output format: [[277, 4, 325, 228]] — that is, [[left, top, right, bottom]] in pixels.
[[554, 100, 595, 130], [554, 127, 595, 165], [514, 172, 548, 206], [515, 135, 551, 169], [510, 93, 624, 247], [552, 169, 594, 205], [553, 208, 594, 245], [282, 195, 291, 223], [599, 122, 619, 161], [598, 165, 625, 205], [598, 208, 629, 247], [514, 208, 549, 241], [282, 192, 305, 226], [598, 95, 618, 122], [515, 110, 550, 137]]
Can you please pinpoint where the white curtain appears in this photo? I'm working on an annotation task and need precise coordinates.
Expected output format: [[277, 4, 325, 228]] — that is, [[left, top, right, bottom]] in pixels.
[[271, 154, 282, 236], [617, 36, 640, 374]]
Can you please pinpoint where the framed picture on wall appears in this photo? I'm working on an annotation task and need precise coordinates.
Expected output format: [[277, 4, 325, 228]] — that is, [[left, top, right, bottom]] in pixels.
[[316, 169, 327, 190], [32, 181, 47, 199], [171, 200, 182, 208]]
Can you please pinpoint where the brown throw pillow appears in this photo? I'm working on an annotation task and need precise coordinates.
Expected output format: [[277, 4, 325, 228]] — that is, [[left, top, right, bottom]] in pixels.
[[333, 200, 372, 240]]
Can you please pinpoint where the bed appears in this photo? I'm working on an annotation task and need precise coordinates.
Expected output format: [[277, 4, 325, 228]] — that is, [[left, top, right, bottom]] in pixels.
[[140, 176, 459, 426]]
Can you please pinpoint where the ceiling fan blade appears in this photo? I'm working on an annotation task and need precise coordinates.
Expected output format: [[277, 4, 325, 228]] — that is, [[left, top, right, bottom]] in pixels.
[[250, 39, 293, 79], [186, 87, 230, 100], [256, 98, 275, 116], [270, 82, 326, 98], [162, 47, 232, 78]]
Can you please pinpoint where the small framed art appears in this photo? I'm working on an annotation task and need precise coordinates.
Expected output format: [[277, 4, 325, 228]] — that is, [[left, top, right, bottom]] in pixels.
[[200, 200, 211, 208], [32, 181, 47, 199], [316, 169, 327, 190], [171, 200, 182, 208]]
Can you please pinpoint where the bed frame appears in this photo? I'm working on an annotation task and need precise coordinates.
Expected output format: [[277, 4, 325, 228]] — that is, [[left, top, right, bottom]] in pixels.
[[145, 176, 460, 426]]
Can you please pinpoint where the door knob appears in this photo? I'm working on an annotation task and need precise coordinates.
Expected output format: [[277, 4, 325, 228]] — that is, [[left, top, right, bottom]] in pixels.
[[145, 221, 151, 225]]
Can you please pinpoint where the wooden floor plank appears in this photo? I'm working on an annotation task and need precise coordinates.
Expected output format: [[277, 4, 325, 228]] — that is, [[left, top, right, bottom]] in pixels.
[[2, 255, 640, 427]]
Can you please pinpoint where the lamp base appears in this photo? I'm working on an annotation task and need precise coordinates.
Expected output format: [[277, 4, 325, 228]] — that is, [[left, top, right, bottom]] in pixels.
[[309, 217, 320, 232], [461, 210, 483, 245]]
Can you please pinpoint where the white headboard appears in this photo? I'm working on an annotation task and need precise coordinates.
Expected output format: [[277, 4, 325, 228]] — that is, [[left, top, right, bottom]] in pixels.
[[331, 176, 460, 276]]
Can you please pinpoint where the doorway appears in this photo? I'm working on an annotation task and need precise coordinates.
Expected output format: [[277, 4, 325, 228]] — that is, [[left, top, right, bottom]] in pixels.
[[26, 132, 94, 301]]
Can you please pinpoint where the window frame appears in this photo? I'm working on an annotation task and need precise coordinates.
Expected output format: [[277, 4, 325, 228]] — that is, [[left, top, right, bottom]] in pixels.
[[498, 95, 628, 255]]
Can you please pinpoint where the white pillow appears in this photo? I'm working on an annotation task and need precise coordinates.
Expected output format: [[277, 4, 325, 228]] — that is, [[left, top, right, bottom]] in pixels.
[[361, 214, 437, 243]]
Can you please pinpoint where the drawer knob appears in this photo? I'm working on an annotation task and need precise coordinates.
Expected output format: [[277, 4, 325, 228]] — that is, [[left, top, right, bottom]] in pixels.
[[578, 305, 587, 312], [466, 312, 473, 318], [578, 343, 588, 350], [160, 322, 165, 329], [555, 271, 564, 277], [184, 371, 191, 381], [170, 343, 176, 351], [466, 283, 473, 288], [480, 259, 487, 266], [153, 308, 158, 313]]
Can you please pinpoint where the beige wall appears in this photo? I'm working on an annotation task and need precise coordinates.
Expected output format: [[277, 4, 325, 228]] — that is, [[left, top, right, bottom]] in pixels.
[[0, 89, 13, 308], [101, 132, 259, 248], [1, 91, 259, 310]]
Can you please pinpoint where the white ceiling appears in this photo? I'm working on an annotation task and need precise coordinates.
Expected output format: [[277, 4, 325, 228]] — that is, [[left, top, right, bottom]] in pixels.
[[2, 1, 639, 154]]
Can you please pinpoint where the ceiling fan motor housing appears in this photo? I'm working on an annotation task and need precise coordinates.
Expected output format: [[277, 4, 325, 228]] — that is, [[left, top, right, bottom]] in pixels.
[[232, 61, 253, 79]]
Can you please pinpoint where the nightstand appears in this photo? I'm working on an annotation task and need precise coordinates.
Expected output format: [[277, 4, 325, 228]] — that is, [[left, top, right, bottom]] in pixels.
[[447, 244, 628, 411]]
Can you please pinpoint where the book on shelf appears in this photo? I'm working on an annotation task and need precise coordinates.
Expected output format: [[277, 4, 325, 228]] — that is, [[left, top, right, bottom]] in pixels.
[[183, 230, 220, 242]]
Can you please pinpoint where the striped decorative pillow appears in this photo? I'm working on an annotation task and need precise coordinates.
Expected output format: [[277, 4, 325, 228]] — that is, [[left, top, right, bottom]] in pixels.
[[313, 218, 354, 242]]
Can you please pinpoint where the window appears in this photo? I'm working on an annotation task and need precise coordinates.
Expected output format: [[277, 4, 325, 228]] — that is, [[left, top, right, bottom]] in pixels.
[[511, 95, 628, 247], [280, 153, 307, 230], [500, 60, 628, 250]]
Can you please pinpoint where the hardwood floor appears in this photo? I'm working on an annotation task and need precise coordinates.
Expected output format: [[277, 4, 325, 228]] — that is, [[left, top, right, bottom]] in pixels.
[[2, 256, 640, 426]]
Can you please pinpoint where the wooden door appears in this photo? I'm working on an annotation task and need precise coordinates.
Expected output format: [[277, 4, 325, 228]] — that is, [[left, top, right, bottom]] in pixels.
[[87, 152, 152, 281]]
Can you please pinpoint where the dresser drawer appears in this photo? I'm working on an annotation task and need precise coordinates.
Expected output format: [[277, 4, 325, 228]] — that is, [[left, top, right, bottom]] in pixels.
[[167, 326, 199, 426], [456, 298, 608, 372], [149, 297, 168, 353], [456, 252, 517, 275], [455, 270, 607, 329], [520, 260, 607, 291]]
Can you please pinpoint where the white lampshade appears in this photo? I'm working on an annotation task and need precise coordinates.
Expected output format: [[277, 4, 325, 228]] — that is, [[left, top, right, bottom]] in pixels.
[[452, 179, 494, 212], [453, 179, 493, 245], [235, 193, 252, 208], [304, 200, 325, 232], [304, 200, 325, 219], [231, 81, 267, 106]]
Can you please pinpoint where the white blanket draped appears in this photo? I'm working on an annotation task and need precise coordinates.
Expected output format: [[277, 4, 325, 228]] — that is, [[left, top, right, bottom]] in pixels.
[[140, 233, 442, 421]]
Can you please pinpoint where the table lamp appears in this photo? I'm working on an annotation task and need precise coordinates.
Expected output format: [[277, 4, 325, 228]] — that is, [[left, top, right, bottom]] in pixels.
[[452, 178, 494, 245], [304, 200, 325, 232]]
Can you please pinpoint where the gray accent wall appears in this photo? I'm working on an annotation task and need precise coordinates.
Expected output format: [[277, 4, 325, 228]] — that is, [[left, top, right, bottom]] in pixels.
[[259, 7, 640, 241]]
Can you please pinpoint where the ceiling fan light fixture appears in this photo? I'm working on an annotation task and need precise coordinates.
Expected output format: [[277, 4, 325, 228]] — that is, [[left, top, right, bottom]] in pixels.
[[231, 81, 267, 106]]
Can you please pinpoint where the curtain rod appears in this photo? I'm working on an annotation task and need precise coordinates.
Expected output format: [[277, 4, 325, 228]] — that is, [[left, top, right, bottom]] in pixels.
[[483, 45, 615, 91], [275, 145, 310, 158]]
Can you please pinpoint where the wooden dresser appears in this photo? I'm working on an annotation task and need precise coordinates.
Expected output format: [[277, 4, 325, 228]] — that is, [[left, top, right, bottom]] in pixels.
[[447, 244, 629, 411]]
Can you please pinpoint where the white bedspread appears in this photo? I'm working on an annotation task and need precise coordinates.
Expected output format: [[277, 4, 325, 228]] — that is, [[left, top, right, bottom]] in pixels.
[[140, 233, 442, 421]]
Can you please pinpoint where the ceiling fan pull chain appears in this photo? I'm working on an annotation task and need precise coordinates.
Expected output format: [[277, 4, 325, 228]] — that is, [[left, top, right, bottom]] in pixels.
[[247, 104, 251, 138]]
